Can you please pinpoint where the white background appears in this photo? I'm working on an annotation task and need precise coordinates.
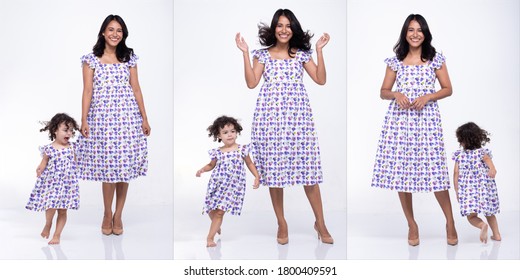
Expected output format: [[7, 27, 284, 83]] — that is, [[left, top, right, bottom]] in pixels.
[[347, 0, 519, 259], [0, 0, 173, 259], [173, 0, 347, 258], [0, 0, 173, 208], [347, 0, 519, 215]]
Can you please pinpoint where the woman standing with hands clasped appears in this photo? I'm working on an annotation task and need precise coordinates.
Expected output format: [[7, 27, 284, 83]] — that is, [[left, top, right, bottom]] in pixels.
[[236, 8, 333, 245], [77, 15, 150, 236], [371, 14, 458, 246]]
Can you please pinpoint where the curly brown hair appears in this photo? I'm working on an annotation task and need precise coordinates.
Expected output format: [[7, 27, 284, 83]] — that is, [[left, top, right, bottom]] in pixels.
[[455, 122, 490, 150], [207, 116, 243, 142], [40, 113, 79, 141]]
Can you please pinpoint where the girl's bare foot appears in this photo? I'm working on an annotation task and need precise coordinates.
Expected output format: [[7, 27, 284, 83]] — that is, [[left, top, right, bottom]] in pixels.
[[480, 223, 489, 243], [41, 224, 52, 239], [48, 235, 60, 245], [491, 234, 502, 241], [206, 239, 216, 247]]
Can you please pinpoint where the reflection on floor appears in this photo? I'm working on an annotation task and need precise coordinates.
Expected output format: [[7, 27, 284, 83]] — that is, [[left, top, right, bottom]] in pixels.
[[174, 210, 346, 260], [0, 205, 173, 260], [347, 211, 519, 259]]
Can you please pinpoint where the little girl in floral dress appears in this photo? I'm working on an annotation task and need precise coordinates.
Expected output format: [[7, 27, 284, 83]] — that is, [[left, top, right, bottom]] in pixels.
[[196, 116, 260, 247], [453, 122, 501, 243], [26, 113, 80, 245]]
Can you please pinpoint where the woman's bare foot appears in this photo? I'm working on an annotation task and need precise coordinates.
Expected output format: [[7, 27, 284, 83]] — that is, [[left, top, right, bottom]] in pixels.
[[490, 234, 501, 241], [447, 223, 458, 246], [480, 223, 489, 243], [41, 223, 52, 239], [101, 215, 112, 235], [48, 235, 60, 245], [206, 239, 217, 247]]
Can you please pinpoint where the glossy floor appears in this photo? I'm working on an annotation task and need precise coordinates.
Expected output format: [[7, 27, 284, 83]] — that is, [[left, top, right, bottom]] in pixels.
[[0, 205, 173, 260], [347, 211, 519, 259], [174, 210, 347, 260]]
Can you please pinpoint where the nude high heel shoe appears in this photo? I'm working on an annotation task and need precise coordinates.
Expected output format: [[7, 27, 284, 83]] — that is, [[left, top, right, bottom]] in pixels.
[[314, 222, 334, 244]]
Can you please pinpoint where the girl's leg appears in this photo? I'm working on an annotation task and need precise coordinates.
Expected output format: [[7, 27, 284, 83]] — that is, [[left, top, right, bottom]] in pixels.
[[49, 209, 67, 245], [485, 215, 501, 241], [304, 184, 333, 243], [113, 182, 129, 235], [208, 211, 221, 235], [467, 213, 488, 243], [269, 188, 288, 244], [102, 182, 116, 234], [42, 209, 56, 239], [433, 190, 458, 245], [398, 192, 419, 246], [207, 209, 225, 247]]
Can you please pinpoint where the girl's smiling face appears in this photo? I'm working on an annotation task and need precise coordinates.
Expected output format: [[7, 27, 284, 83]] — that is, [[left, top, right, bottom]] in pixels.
[[54, 122, 74, 146], [103, 20, 123, 48], [275, 15, 293, 44], [218, 124, 237, 146]]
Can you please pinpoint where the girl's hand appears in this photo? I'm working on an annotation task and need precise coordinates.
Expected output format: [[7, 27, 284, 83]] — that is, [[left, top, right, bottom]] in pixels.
[[142, 120, 151, 136], [253, 177, 260, 189], [411, 95, 431, 110], [36, 165, 45, 177], [316, 33, 330, 50], [196, 169, 204, 177], [488, 168, 497, 178], [80, 122, 90, 138], [235, 33, 249, 53], [394, 92, 411, 109]]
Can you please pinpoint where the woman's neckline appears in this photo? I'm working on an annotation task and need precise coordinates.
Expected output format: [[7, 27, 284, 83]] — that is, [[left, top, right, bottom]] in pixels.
[[267, 48, 298, 61], [95, 55, 124, 65]]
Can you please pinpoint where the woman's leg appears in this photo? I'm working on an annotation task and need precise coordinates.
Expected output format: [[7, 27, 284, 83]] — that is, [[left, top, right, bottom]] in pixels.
[[41, 209, 56, 239], [434, 190, 458, 245], [113, 182, 129, 235], [102, 182, 116, 234], [206, 209, 225, 247], [304, 184, 332, 243], [485, 215, 501, 241], [398, 192, 419, 245], [467, 213, 488, 243], [269, 188, 288, 244], [49, 209, 67, 245]]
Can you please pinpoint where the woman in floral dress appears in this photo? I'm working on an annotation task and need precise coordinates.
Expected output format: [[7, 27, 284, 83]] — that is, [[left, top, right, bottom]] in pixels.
[[236, 9, 333, 244], [77, 15, 150, 235], [371, 14, 457, 246]]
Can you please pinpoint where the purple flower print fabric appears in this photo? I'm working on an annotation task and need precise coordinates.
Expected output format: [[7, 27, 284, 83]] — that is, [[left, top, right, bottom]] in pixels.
[[251, 49, 323, 188], [76, 53, 147, 182], [26, 143, 80, 211], [372, 53, 450, 192], [203, 144, 251, 215], [452, 148, 499, 216]]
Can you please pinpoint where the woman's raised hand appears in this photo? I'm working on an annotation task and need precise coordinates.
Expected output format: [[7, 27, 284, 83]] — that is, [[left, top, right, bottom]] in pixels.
[[235, 33, 249, 53], [316, 33, 330, 50]]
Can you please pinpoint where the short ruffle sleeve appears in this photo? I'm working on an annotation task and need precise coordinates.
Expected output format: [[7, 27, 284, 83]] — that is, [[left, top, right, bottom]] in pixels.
[[252, 49, 267, 64], [240, 144, 251, 158], [298, 49, 313, 63], [208, 148, 219, 161], [126, 53, 139, 68], [39, 144, 52, 158], [80, 53, 97, 70], [430, 52, 446, 69], [384, 56, 399, 71], [451, 150, 462, 162], [481, 148, 492, 159]]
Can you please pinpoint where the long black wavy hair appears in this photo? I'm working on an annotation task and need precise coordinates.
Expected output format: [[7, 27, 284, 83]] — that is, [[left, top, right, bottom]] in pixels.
[[207, 116, 243, 142], [258, 9, 313, 58], [92, 15, 134, 63], [394, 14, 436, 62], [40, 113, 79, 141], [456, 122, 491, 150]]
